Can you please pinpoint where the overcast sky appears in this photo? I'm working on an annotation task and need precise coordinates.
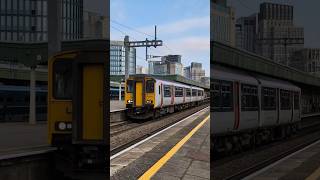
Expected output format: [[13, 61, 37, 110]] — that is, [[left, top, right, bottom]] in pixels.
[[83, 0, 108, 16], [228, 0, 320, 48]]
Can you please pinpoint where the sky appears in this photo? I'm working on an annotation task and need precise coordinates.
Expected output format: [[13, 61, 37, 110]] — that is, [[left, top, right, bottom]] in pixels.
[[228, 0, 320, 48], [110, 0, 210, 76]]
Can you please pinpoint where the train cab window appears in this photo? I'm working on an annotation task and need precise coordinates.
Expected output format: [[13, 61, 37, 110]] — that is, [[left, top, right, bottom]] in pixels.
[[294, 92, 300, 110], [126, 80, 133, 93], [262, 87, 276, 110], [241, 84, 258, 111], [186, 88, 191, 97], [164, 85, 171, 97], [175, 87, 183, 97], [146, 80, 154, 93], [53, 60, 72, 100], [280, 90, 292, 110]]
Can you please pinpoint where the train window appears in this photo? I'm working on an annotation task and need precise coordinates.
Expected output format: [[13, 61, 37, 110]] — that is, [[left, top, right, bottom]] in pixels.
[[53, 60, 72, 100], [212, 80, 220, 110], [159, 85, 161, 94], [221, 81, 233, 111], [280, 90, 292, 110], [192, 89, 197, 96], [164, 85, 171, 97], [126, 80, 133, 93], [262, 87, 276, 110], [175, 87, 183, 97], [294, 92, 300, 110], [241, 84, 258, 111], [186, 88, 191, 97], [146, 80, 154, 93]]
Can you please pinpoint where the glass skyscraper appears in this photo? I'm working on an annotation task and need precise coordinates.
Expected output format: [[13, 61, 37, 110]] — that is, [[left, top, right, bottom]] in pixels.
[[0, 0, 83, 42], [110, 41, 136, 75]]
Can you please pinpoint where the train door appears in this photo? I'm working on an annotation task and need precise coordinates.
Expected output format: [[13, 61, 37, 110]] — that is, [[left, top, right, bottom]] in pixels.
[[82, 65, 104, 140], [135, 81, 143, 107], [234, 82, 240, 130], [72, 51, 107, 145]]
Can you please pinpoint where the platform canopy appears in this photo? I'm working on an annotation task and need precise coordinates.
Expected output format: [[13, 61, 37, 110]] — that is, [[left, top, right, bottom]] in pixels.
[[211, 41, 320, 87]]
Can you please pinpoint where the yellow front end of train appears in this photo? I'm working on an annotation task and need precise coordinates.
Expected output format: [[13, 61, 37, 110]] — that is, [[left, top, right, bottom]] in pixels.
[[48, 50, 107, 172], [125, 75, 156, 119]]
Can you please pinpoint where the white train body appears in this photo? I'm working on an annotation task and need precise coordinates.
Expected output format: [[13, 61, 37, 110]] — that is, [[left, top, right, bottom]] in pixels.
[[212, 65, 301, 135]]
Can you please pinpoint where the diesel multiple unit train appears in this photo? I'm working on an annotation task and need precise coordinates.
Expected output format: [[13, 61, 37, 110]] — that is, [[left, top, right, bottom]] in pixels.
[[212, 65, 301, 154], [125, 75, 207, 120]]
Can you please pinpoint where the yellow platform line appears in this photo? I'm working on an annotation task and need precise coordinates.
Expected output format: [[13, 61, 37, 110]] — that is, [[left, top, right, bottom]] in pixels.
[[306, 166, 320, 180], [138, 115, 210, 180]]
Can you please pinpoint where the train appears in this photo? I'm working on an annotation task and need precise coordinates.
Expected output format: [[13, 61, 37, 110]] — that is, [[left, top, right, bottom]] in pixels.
[[0, 84, 47, 122], [212, 65, 301, 154], [48, 50, 107, 173], [125, 74, 207, 120]]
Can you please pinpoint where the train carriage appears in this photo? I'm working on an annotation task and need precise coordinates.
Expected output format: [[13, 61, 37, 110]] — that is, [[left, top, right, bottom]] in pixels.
[[212, 65, 301, 153]]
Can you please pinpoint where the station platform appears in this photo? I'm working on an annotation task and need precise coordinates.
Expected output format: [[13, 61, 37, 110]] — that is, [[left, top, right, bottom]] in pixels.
[[0, 122, 47, 152], [244, 139, 320, 180], [110, 100, 125, 112], [110, 107, 210, 180]]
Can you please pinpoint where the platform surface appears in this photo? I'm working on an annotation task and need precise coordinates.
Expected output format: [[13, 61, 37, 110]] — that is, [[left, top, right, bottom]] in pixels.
[[110, 107, 210, 180], [0, 122, 47, 153], [244, 139, 320, 180]]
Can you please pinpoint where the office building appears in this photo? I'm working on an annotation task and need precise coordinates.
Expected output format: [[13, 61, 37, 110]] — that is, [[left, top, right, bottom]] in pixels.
[[110, 41, 136, 75], [235, 13, 258, 53], [211, 0, 236, 46], [256, 2, 304, 65], [0, 0, 83, 42], [184, 62, 205, 82], [148, 55, 183, 76], [290, 48, 320, 76], [83, 11, 107, 39]]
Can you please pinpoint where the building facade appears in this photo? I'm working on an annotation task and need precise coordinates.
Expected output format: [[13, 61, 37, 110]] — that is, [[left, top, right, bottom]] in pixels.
[[235, 13, 258, 53], [148, 55, 183, 76], [257, 3, 304, 65], [290, 48, 320, 76], [110, 41, 136, 75], [136, 65, 147, 74], [83, 10, 107, 39], [0, 0, 83, 42], [184, 62, 205, 82], [211, 0, 235, 46]]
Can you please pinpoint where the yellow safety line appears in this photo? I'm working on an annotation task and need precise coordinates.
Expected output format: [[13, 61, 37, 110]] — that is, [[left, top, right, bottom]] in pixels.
[[138, 115, 210, 180], [305, 166, 320, 180]]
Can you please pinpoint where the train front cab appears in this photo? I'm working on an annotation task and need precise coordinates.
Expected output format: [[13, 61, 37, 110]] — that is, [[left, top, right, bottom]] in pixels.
[[48, 50, 107, 172], [125, 75, 155, 119]]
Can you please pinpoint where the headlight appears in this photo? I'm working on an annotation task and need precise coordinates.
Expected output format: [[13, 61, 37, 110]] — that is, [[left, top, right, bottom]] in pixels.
[[58, 122, 66, 130], [127, 99, 133, 104], [55, 122, 72, 131], [146, 100, 153, 104]]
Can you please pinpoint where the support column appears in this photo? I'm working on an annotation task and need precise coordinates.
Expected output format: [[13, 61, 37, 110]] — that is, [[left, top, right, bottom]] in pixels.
[[124, 35, 130, 80], [29, 67, 36, 125], [119, 82, 121, 101]]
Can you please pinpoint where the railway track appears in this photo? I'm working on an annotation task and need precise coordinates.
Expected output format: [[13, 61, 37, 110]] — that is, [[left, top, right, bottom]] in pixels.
[[212, 115, 320, 180], [110, 103, 209, 156]]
